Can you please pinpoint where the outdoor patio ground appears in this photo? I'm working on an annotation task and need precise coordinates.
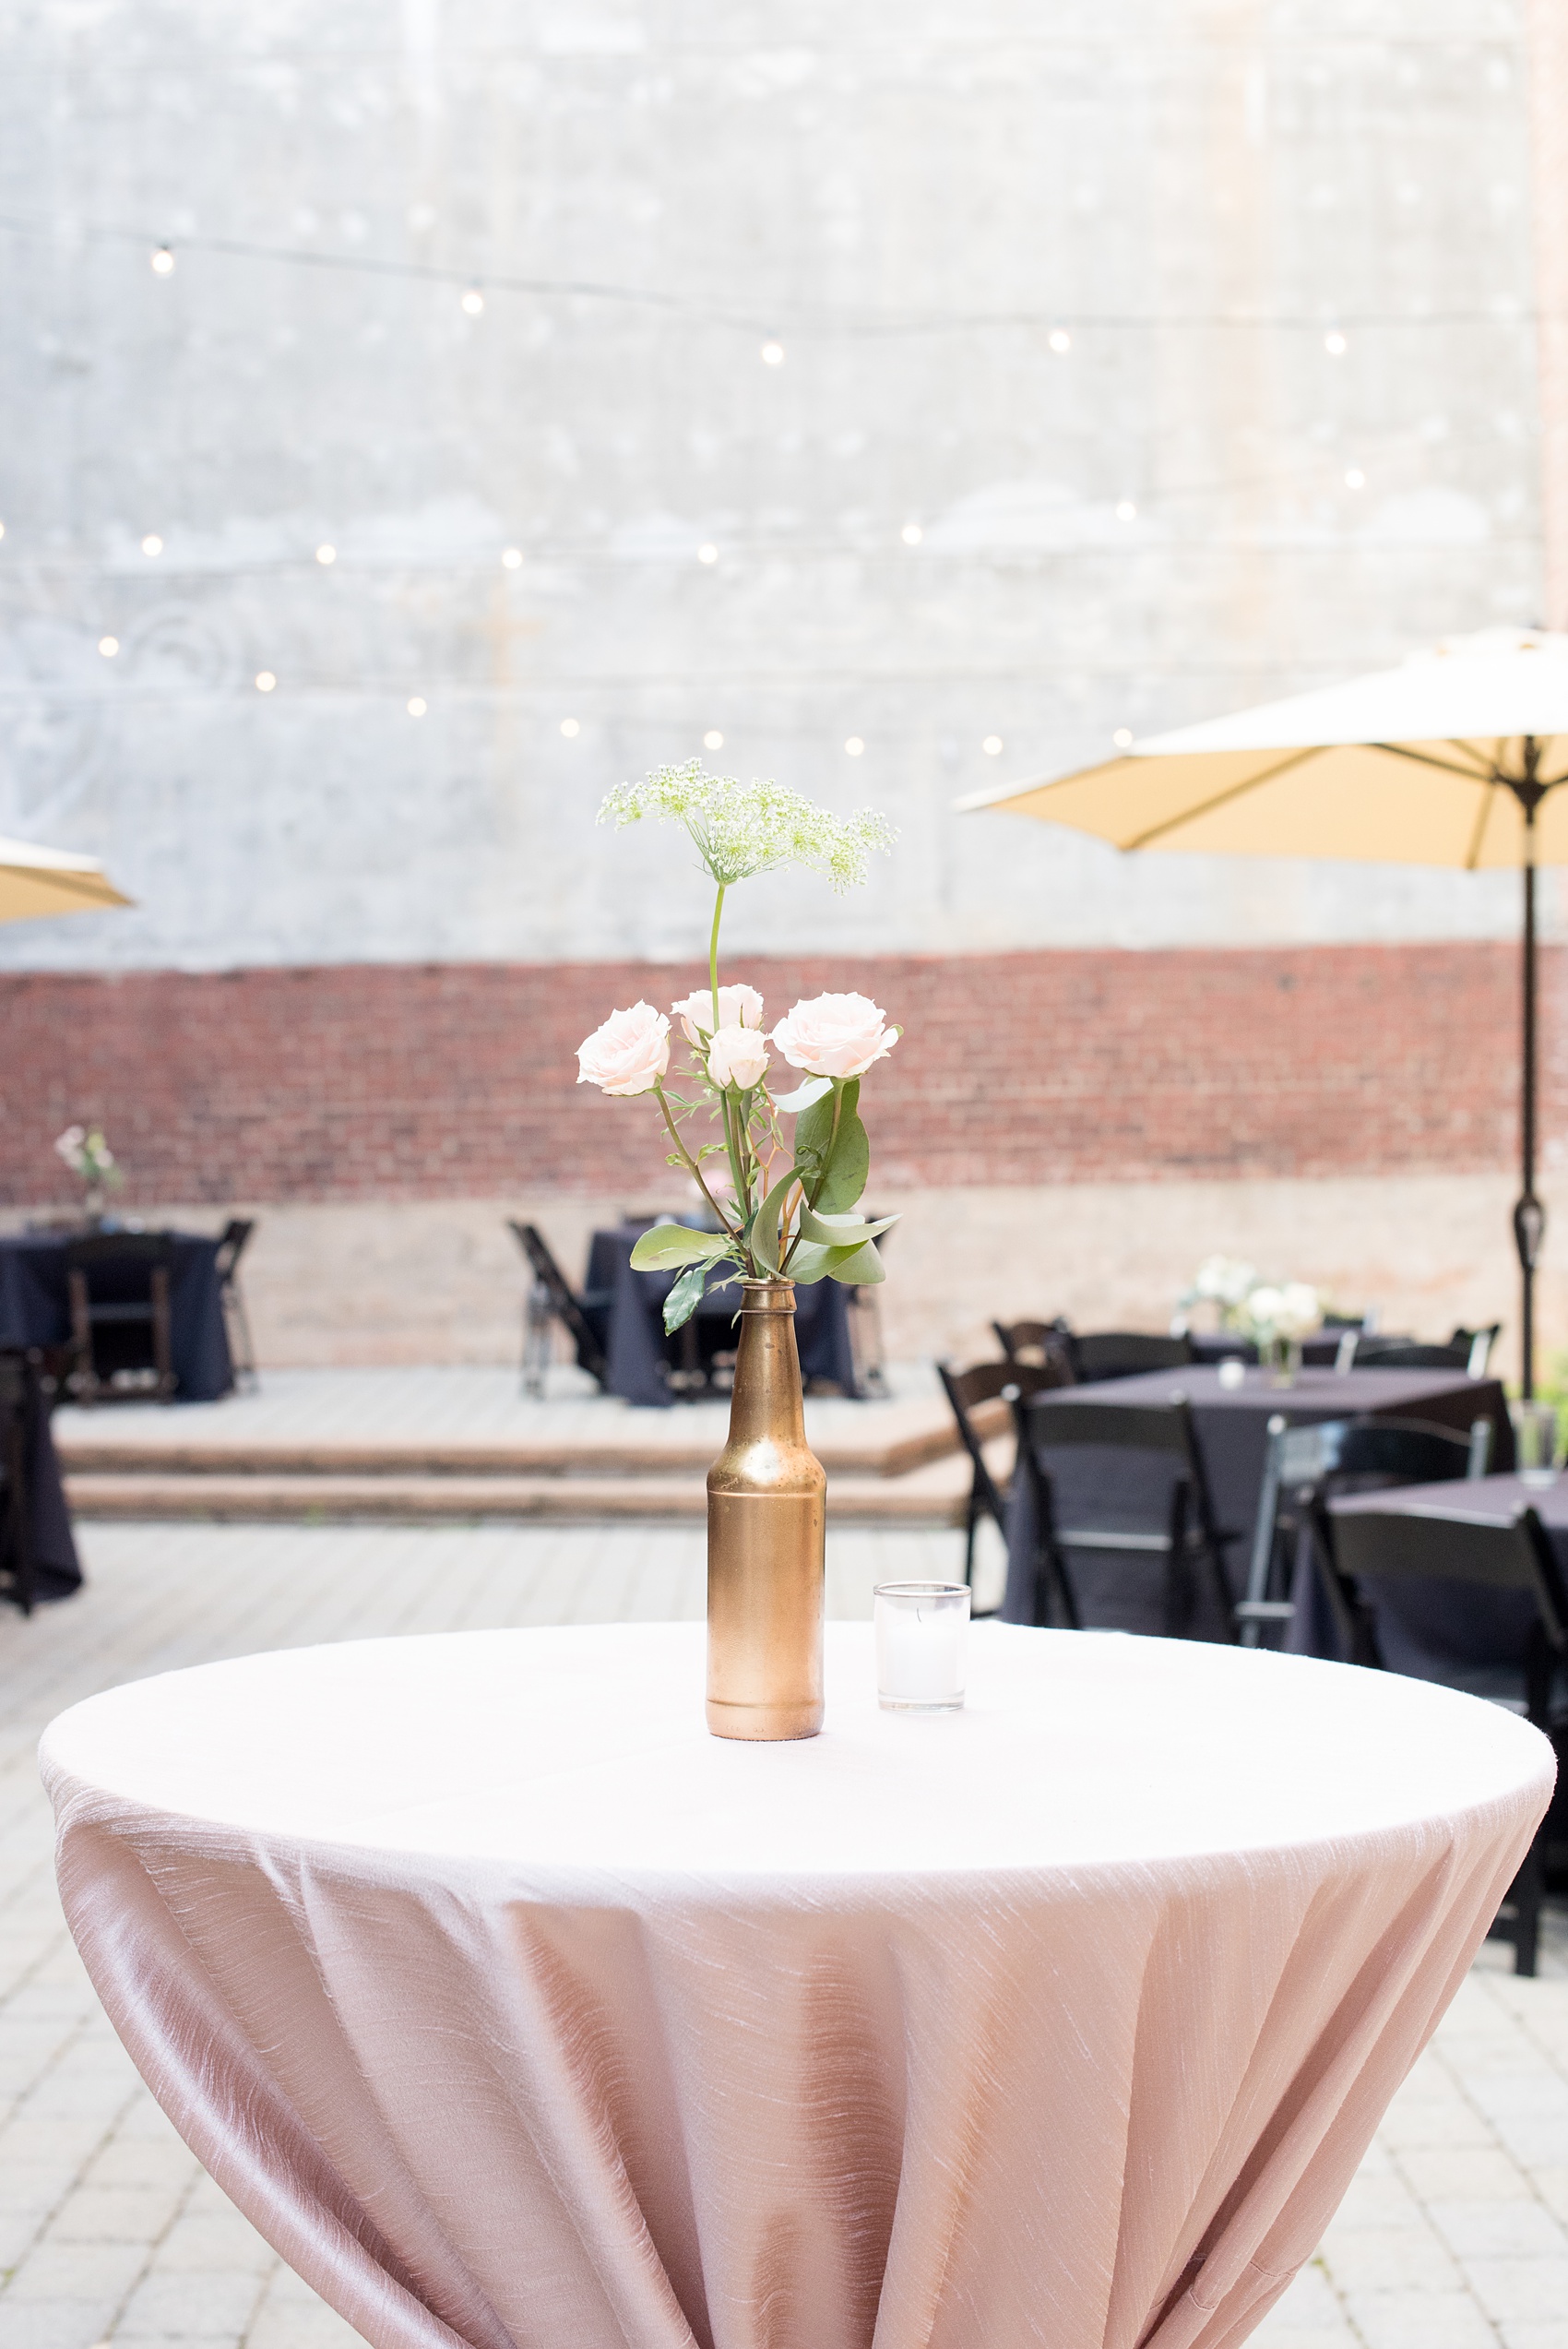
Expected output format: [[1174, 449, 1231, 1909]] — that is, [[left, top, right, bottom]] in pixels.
[[0, 1522, 1563, 2349]]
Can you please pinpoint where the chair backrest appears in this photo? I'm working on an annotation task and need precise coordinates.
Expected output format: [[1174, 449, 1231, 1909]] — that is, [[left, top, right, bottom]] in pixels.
[[1351, 1338, 1472, 1373], [506, 1222, 608, 1381], [1071, 1331, 1194, 1383], [1019, 1393, 1201, 1463], [939, 1358, 1065, 1458], [1291, 1413, 1488, 1490], [65, 1233, 174, 1279], [214, 1219, 255, 1280], [992, 1319, 1075, 1377], [1326, 1503, 1568, 1661], [1450, 1323, 1502, 1377]]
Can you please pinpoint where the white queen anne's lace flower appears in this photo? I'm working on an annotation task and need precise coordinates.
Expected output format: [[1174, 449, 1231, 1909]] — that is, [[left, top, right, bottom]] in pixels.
[[600, 762, 895, 892]]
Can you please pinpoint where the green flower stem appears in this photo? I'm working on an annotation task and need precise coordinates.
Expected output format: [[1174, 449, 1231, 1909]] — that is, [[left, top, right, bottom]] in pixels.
[[653, 1084, 738, 1236], [708, 885, 725, 1031], [706, 881, 754, 1227]]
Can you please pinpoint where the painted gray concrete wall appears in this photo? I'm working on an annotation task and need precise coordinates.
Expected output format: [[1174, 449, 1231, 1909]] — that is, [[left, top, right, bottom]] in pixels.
[[0, 0, 1547, 974]]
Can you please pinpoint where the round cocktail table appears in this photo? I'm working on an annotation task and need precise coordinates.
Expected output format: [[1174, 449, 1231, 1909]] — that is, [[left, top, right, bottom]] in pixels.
[[41, 1621, 1552, 2349]]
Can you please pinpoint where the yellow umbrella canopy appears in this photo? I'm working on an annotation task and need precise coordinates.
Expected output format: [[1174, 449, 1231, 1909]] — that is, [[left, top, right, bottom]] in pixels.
[[0, 835, 133, 924], [958, 626, 1568, 1389]]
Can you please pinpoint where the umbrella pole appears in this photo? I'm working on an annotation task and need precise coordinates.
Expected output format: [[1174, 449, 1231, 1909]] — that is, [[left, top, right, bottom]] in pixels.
[[1515, 781, 1546, 1398]]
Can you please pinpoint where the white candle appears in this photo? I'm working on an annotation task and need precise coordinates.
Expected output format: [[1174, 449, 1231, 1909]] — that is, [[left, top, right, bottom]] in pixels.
[[874, 1582, 969, 1711]]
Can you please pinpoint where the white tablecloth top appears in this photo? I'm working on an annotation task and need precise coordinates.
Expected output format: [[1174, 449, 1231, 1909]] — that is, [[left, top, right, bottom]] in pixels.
[[41, 1623, 1554, 2349], [40, 1620, 1549, 1884]]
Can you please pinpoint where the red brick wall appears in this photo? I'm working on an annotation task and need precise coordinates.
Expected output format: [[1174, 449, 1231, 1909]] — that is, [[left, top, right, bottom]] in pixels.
[[0, 942, 1543, 1206]]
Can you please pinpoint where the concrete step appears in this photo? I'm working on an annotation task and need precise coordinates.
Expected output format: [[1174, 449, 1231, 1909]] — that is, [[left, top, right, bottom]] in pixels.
[[64, 1459, 975, 1526]]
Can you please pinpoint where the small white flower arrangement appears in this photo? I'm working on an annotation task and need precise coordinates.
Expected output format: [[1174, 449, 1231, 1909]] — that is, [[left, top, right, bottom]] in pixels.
[[1241, 1282, 1323, 1346], [576, 762, 899, 1331], [1178, 1255, 1259, 1330], [54, 1124, 123, 1202]]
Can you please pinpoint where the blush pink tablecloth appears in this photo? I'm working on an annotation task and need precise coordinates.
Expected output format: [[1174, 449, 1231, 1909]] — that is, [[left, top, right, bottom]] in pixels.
[[41, 1621, 1553, 2349]]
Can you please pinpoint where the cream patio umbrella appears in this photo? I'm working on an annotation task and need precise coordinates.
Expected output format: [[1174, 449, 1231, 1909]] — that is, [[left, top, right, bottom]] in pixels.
[[956, 626, 1568, 1393], [0, 835, 132, 924]]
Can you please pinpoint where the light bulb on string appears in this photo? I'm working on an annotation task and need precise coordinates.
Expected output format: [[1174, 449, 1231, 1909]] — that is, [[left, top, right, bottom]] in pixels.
[[760, 340, 784, 365], [560, 718, 580, 738], [1115, 500, 1137, 522], [845, 736, 864, 757], [141, 534, 162, 556], [407, 697, 427, 717], [98, 637, 119, 659], [150, 245, 175, 276], [501, 547, 522, 569], [982, 735, 1004, 756], [255, 672, 277, 692], [1113, 728, 1134, 749], [697, 543, 719, 565], [1324, 329, 1348, 356], [460, 286, 485, 316], [1048, 328, 1071, 353], [901, 523, 923, 545], [315, 543, 336, 566], [703, 730, 724, 750], [1344, 467, 1366, 489]]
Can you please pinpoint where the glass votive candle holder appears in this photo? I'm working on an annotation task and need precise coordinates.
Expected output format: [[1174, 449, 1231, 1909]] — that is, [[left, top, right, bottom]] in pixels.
[[1512, 1398, 1561, 1489], [874, 1581, 970, 1712]]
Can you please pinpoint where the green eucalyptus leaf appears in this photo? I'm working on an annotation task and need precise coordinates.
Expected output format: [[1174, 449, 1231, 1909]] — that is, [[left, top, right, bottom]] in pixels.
[[630, 1224, 730, 1270], [826, 1242, 885, 1286], [662, 1262, 710, 1332], [814, 1114, 869, 1211], [797, 1205, 898, 1248], [747, 1170, 803, 1276]]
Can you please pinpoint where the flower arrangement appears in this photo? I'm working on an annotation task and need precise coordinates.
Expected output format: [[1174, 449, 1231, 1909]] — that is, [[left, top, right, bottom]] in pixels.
[[1241, 1282, 1323, 1346], [54, 1124, 122, 1207], [1176, 1255, 1259, 1331], [576, 761, 899, 1331]]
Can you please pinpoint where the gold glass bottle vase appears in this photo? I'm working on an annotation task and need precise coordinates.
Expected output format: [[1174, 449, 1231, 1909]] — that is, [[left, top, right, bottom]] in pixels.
[[706, 1280, 826, 1740]]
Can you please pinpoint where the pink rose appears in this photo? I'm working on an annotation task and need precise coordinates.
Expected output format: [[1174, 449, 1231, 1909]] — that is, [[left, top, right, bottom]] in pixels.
[[576, 1002, 671, 1096], [670, 983, 765, 1043], [770, 992, 897, 1079], [706, 1022, 770, 1090]]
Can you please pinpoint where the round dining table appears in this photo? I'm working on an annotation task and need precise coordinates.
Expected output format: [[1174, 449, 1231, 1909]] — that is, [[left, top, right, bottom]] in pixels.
[[42, 1622, 1551, 2349]]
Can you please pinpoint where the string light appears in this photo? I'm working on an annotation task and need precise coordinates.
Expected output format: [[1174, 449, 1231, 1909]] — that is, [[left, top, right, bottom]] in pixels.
[[140, 533, 162, 555], [1324, 329, 1348, 355], [97, 636, 118, 658], [1344, 467, 1366, 489], [1048, 328, 1072, 353], [1115, 500, 1137, 522], [315, 543, 336, 565], [0, 522, 6, 540], [560, 718, 580, 738], [703, 729, 723, 749], [982, 735, 1004, 756], [1113, 727, 1134, 748], [255, 671, 276, 692], [900, 522, 923, 545], [460, 286, 484, 316], [845, 736, 864, 757], [760, 340, 784, 365], [697, 543, 719, 564], [407, 696, 427, 716], [501, 546, 522, 568], [150, 245, 174, 276]]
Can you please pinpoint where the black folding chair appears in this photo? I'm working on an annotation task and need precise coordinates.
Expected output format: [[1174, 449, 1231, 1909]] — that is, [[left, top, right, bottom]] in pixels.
[[1070, 1331, 1194, 1384], [1011, 1390, 1242, 1639], [1450, 1323, 1503, 1377], [1238, 1413, 1492, 1647], [65, 1234, 177, 1404], [507, 1222, 612, 1395], [1317, 1501, 1567, 1975], [0, 1353, 36, 1616], [214, 1218, 258, 1390], [992, 1319, 1075, 1377], [937, 1358, 1072, 1611]]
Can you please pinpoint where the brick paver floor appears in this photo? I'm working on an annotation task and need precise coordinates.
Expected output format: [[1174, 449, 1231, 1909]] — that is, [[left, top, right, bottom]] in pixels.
[[0, 1521, 1562, 2349]]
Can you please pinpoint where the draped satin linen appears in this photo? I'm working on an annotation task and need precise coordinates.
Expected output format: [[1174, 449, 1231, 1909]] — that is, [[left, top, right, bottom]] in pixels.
[[41, 1622, 1552, 2349]]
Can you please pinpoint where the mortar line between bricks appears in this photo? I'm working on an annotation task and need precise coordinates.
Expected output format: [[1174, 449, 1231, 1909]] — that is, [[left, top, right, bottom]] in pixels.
[[89, 2151, 214, 2346], [1372, 2126, 1506, 2347], [1429, 1992, 1568, 2232]]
